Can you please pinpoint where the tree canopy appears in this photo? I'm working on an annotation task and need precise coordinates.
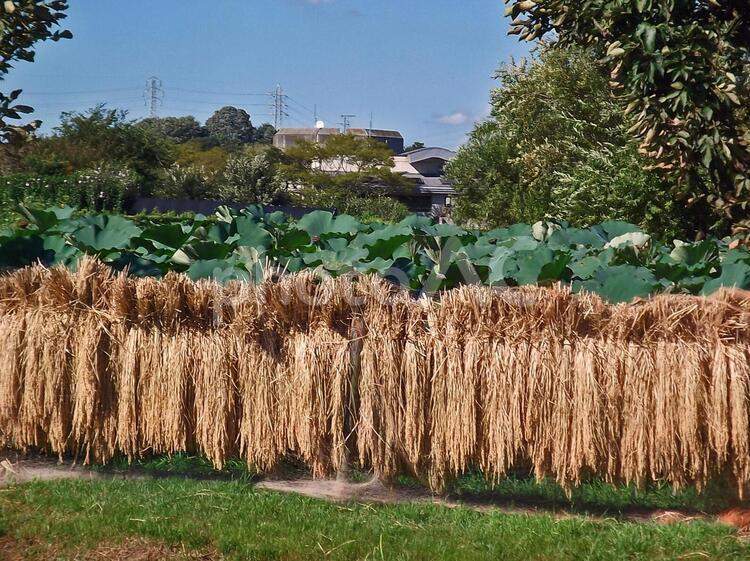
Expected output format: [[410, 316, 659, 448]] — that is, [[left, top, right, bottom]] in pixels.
[[0, 0, 71, 143], [504, 0, 750, 229], [253, 123, 277, 145], [205, 106, 255, 146], [218, 147, 287, 205], [280, 134, 410, 222], [25, 105, 173, 188], [446, 46, 709, 239], [138, 116, 207, 143]]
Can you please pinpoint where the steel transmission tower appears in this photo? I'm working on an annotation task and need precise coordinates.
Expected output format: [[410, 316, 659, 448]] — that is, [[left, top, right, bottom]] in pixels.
[[271, 84, 288, 129], [143, 76, 164, 118]]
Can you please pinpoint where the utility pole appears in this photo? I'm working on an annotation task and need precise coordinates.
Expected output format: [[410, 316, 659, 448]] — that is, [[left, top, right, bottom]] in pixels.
[[143, 76, 163, 118], [271, 84, 288, 129], [340, 114, 355, 133]]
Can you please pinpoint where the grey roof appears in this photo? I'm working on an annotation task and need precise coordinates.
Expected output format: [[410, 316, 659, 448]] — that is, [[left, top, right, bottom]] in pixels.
[[401, 147, 456, 162], [403, 173, 455, 194], [275, 128, 340, 136], [348, 128, 403, 139]]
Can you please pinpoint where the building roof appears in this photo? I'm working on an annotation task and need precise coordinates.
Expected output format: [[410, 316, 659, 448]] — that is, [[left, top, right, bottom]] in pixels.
[[275, 128, 340, 136], [348, 128, 403, 139], [402, 173, 456, 195], [400, 147, 456, 163], [275, 128, 404, 139]]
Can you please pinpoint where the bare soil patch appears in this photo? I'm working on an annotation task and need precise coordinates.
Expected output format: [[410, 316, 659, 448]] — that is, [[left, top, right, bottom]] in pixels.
[[1, 450, 102, 487]]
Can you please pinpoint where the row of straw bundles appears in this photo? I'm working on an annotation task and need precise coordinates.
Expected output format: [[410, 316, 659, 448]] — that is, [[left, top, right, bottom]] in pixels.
[[1, 259, 750, 495]]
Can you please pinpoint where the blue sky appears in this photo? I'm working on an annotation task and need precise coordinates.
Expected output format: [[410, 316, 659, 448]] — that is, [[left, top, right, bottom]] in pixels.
[[4, 0, 529, 150]]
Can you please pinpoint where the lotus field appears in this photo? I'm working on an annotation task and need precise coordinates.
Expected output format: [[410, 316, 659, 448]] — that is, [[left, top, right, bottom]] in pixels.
[[0, 205, 748, 302]]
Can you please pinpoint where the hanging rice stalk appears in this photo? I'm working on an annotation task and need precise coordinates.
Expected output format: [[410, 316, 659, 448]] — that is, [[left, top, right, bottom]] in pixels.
[[1, 259, 750, 496]]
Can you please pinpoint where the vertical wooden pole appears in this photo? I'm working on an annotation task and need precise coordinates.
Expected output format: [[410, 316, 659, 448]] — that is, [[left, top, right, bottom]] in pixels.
[[339, 311, 365, 481]]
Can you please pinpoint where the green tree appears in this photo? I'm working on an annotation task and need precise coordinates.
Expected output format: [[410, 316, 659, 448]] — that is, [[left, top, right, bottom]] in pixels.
[[446, 47, 709, 239], [279, 134, 411, 222], [138, 115, 206, 143], [218, 147, 286, 204], [173, 140, 228, 173], [25, 105, 174, 190], [206, 106, 254, 146], [0, 0, 71, 144], [504, 0, 750, 230], [404, 141, 425, 152], [155, 164, 218, 200], [253, 123, 276, 145]]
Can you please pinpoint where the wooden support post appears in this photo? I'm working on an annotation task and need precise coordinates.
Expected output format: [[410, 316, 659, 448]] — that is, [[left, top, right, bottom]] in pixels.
[[339, 312, 365, 481]]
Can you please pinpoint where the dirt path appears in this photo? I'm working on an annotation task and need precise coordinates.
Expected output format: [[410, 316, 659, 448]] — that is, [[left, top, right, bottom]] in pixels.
[[1, 450, 743, 529], [0, 450, 105, 486]]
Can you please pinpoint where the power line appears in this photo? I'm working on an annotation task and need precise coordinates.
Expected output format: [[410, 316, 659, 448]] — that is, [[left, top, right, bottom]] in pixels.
[[286, 95, 315, 114], [169, 87, 268, 97], [17, 81, 326, 128], [163, 98, 269, 107], [22, 87, 139, 96], [287, 95, 329, 124], [286, 115, 309, 127]]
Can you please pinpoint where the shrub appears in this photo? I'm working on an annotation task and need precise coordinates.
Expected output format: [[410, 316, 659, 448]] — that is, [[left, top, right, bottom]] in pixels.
[[154, 164, 219, 200], [218, 153, 286, 204], [0, 163, 139, 226], [294, 188, 409, 223]]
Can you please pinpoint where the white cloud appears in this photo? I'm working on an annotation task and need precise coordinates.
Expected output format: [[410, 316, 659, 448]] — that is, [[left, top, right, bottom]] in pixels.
[[434, 111, 469, 126]]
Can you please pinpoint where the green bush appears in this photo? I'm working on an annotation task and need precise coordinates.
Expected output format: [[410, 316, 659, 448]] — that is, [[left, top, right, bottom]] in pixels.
[[153, 164, 218, 200], [0, 164, 139, 227]]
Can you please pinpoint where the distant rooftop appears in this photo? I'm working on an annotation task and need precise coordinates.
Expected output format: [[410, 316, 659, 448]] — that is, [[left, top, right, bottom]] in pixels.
[[399, 147, 456, 162], [348, 128, 403, 139], [274, 128, 340, 136], [275, 127, 403, 139]]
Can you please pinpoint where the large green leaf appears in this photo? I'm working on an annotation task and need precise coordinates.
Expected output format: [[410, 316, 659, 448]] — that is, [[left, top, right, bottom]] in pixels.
[[701, 263, 750, 295], [139, 223, 193, 250], [173, 241, 233, 263], [42, 235, 79, 266], [234, 216, 272, 249], [187, 259, 250, 282], [73, 215, 143, 252], [509, 247, 570, 286], [576, 265, 658, 303], [569, 255, 605, 280], [487, 247, 514, 285], [278, 229, 311, 252], [596, 221, 642, 241], [296, 211, 361, 238], [352, 224, 413, 260], [420, 223, 468, 238], [669, 240, 718, 267], [547, 227, 606, 249], [16, 205, 74, 233]]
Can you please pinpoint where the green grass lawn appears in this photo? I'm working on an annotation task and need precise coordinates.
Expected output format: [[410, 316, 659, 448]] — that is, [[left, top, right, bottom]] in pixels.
[[97, 453, 742, 515], [1, 477, 749, 561]]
